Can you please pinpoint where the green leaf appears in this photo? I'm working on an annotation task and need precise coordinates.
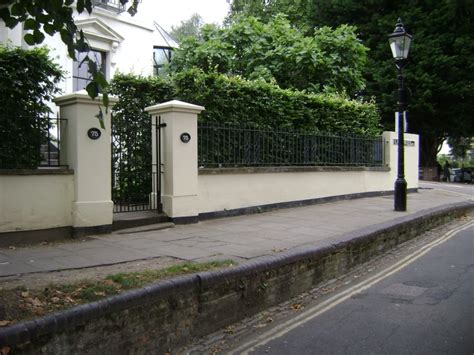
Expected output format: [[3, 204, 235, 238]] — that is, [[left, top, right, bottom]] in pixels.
[[23, 18, 37, 30], [85, 1, 93, 14], [10, 3, 25, 17], [102, 92, 109, 112], [33, 29, 45, 43], [4, 17, 18, 29], [86, 82, 99, 99], [43, 23, 55, 36], [24, 33, 36, 45], [95, 109, 105, 129], [0, 7, 11, 22], [76, 0, 84, 13]]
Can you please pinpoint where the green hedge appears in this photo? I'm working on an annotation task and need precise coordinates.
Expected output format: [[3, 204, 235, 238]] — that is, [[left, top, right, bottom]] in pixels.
[[0, 46, 63, 168], [111, 69, 381, 136]]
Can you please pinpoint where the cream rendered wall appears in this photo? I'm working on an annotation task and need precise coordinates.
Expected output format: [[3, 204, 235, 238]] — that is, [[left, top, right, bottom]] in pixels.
[[198, 170, 391, 214], [0, 174, 74, 232]]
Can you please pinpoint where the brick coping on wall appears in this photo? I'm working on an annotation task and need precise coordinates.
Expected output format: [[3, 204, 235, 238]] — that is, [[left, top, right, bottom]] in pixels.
[[0, 168, 73, 175], [199, 166, 390, 174]]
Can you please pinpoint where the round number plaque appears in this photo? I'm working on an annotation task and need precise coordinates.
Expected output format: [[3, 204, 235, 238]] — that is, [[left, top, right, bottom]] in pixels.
[[87, 128, 101, 140], [180, 132, 191, 143]]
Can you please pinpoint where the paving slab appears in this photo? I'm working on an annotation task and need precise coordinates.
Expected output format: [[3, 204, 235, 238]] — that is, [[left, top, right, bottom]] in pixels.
[[0, 185, 472, 278]]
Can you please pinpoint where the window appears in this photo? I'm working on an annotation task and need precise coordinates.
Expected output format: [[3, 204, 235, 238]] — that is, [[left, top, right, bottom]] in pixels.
[[153, 46, 173, 76], [91, 0, 125, 14], [73, 49, 107, 91]]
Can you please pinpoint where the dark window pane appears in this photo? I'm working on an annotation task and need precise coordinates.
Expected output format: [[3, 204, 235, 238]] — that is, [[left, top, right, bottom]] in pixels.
[[73, 49, 107, 91]]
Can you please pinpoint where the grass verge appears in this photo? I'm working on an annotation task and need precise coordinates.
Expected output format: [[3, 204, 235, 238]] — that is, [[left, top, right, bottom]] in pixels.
[[0, 260, 235, 327]]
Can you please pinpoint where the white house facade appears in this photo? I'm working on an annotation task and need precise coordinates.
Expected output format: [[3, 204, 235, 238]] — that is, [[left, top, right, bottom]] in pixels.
[[0, 0, 177, 99]]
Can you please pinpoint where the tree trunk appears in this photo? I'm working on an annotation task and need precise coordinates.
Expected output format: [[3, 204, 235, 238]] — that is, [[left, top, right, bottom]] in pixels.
[[419, 134, 442, 167]]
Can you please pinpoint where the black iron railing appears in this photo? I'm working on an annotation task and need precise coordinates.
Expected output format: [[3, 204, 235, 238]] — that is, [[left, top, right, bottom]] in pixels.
[[0, 116, 67, 169], [198, 123, 384, 168], [92, 0, 126, 13]]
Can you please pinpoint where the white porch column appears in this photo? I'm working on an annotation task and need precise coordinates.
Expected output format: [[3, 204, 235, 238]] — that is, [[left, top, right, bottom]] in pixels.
[[145, 100, 204, 222], [54, 91, 118, 234]]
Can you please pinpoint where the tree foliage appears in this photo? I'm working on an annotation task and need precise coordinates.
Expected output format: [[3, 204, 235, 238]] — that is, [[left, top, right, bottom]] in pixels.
[[0, 45, 63, 168], [171, 15, 368, 96], [0, 0, 141, 125], [228, 0, 474, 166], [448, 137, 473, 161], [170, 13, 204, 41]]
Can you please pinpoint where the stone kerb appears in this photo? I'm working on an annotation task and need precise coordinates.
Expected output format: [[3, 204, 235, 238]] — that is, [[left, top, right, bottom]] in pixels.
[[145, 100, 205, 221], [54, 91, 119, 234]]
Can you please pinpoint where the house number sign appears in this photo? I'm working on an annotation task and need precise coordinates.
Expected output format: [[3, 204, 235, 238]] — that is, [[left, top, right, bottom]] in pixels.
[[180, 132, 191, 143], [87, 128, 101, 140]]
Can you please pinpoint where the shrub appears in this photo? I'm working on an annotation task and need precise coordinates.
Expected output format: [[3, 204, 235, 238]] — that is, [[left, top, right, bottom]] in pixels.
[[173, 69, 380, 136], [111, 69, 380, 137], [0, 45, 63, 168]]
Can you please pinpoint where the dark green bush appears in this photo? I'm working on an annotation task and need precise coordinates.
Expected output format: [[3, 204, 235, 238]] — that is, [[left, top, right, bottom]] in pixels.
[[173, 69, 380, 136], [109, 74, 174, 203], [0, 45, 63, 169], [111, 69, 380, 136]]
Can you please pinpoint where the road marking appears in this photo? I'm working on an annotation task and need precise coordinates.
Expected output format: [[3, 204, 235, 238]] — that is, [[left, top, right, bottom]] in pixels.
[[435, 190, 474, 198], [420, 182, 463, 189], [420, 185, 473, 199], [231, 220, 474, 354]]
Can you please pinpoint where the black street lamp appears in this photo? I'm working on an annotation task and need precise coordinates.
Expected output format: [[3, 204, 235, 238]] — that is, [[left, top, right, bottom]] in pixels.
[[388, 18, 412, 212]]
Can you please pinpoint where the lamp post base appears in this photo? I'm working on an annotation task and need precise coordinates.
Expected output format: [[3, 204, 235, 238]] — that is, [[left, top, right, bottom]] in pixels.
[[394, 177, 407, 211]]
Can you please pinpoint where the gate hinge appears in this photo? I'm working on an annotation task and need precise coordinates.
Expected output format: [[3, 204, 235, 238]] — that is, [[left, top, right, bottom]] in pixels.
[[158, 123, 167, 128]]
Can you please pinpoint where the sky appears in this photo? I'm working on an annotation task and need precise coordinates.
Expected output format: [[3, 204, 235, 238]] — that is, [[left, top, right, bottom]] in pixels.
[[138, 0, 231, 32]]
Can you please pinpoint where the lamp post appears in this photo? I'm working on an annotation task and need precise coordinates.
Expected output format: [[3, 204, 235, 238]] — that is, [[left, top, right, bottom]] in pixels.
[[388, 18, 412, 212]]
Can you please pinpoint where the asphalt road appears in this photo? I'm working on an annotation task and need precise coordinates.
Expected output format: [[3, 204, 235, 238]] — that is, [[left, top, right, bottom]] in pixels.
[[419, 181, 473, 200], [231, 222, 473, 355]]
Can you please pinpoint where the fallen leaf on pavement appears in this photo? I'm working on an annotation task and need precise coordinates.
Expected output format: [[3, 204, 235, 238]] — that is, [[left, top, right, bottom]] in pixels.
[[65, 296, 76, 304], [30, 298, 44, 307], [291, 303, 303, 311], [224, 325, 234, 334], [321, 287, 335, 294]]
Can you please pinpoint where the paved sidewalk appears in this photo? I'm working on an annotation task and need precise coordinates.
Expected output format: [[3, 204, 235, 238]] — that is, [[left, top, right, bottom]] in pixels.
[[0, 185, 472, 278]]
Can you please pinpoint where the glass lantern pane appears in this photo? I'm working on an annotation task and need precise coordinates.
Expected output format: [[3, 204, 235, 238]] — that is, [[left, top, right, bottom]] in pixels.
[[402, 36, 412, 58], [389, 38, 402, 59], [389, 34, 412, 60]]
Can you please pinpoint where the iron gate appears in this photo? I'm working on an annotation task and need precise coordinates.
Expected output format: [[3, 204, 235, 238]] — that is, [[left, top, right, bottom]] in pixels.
[[111, 113, 163, 213]]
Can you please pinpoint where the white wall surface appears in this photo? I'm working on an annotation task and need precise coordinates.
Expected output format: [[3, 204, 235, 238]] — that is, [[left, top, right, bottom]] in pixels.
[[0, 174, 74, 233], [198, 169, 391, 214]]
